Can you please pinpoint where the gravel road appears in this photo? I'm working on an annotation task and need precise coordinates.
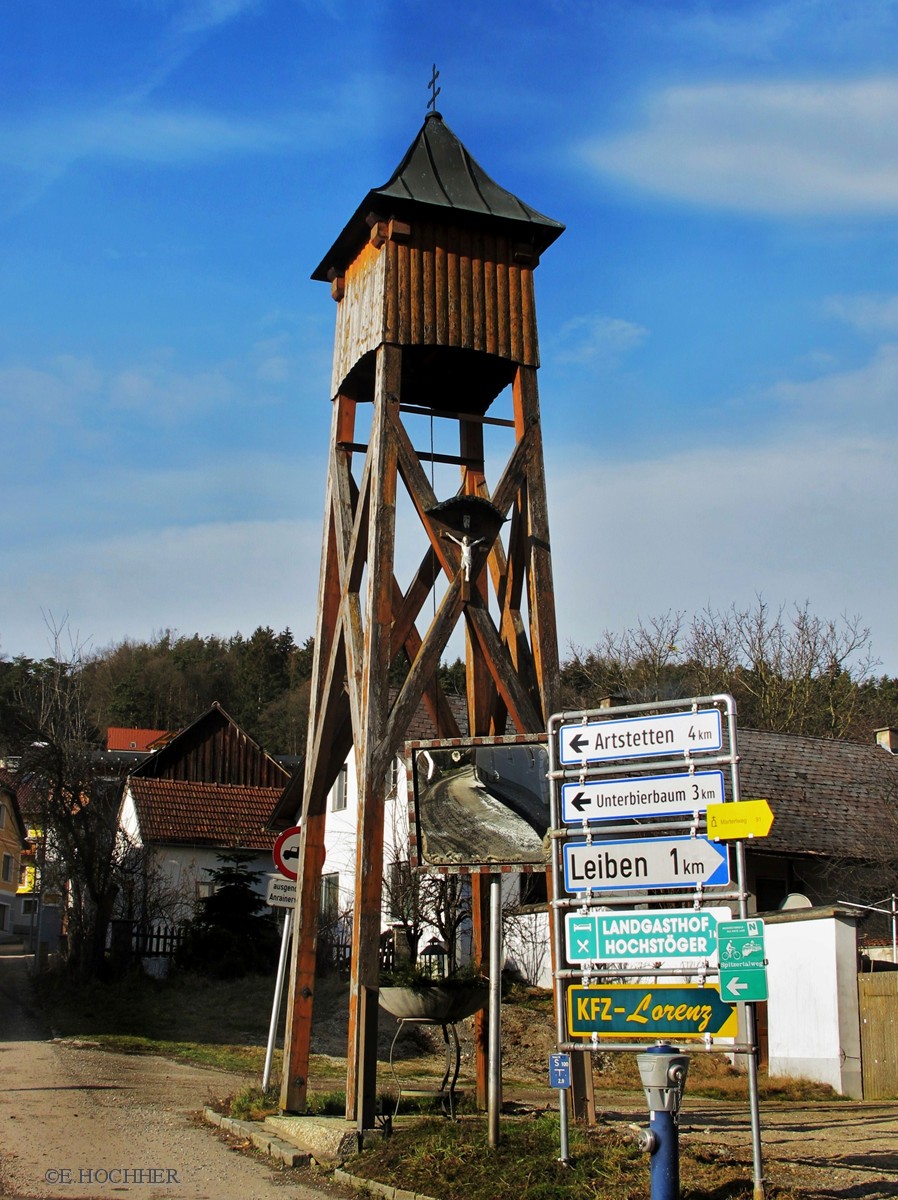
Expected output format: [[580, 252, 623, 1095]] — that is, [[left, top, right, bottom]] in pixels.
[[0, 946, 344, 1200]]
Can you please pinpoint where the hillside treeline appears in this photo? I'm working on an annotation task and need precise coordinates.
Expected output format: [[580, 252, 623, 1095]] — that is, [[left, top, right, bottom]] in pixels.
[[0, 626, 314, 758], [2, 600, 898, 757]]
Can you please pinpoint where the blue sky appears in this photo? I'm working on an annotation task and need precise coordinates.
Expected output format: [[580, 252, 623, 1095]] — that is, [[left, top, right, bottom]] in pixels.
[[4, 0, 898, 680]]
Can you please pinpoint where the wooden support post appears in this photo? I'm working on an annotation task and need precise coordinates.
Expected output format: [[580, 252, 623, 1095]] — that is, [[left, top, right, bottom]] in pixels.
[[279, 807, 327, 1112], [471, 871, 491, 1109], [345, 343, 402, 1122]]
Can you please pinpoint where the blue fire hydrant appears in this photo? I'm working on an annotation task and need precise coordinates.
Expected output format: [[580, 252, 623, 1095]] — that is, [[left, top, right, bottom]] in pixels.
[[635, 1044, 690, 1200]]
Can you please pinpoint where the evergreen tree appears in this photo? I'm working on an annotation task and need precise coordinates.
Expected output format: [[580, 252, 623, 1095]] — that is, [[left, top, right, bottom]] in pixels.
[[177, 850, 279, 978]]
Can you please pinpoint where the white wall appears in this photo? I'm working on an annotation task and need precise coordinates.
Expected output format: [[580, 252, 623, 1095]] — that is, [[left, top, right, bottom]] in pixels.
[[321, 752, 471, 962], [765, 907, 861, 1098], [119, 787, 274, 925]]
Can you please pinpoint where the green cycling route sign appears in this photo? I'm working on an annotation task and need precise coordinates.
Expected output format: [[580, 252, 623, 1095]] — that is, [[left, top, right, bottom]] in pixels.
[[567, 983, 738, 1040]]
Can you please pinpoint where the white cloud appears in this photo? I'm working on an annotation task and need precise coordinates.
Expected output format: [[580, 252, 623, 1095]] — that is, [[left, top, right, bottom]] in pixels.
[[767, 341, 898, 418], [7, 419, 898, 675], [552, 313, 649, 366], [582, 78, 898, 216], [0, 108, 289, 173], [547, 430, 898, 672], [825, 292, 898, 334], [108, 359, 237, 417], [4, 517, 324, 660], [0, 357, 103, 429], [171, 0, 264, 36]]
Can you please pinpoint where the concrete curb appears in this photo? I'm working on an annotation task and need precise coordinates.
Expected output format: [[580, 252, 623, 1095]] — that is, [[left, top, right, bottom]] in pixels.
[[202, 1107, 312, 1168], [333, 1168, 437, 1200], [203, 1107, 436, 1198]]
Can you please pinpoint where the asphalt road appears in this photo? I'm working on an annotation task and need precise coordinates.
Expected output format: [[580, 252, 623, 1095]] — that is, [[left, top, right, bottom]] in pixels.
[[0, 945, 344, 1200]]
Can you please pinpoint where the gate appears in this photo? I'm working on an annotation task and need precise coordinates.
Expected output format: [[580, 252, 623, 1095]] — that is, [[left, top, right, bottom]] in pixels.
[[859, 972, 898, 1099]]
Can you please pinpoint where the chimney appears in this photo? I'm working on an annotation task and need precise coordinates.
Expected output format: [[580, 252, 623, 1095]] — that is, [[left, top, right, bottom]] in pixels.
[[874, 727, 898, 754]]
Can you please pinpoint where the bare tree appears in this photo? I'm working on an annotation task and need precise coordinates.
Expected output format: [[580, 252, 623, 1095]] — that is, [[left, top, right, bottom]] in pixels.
[[14, 624, 135, 978], [562, 599, 882, 740]]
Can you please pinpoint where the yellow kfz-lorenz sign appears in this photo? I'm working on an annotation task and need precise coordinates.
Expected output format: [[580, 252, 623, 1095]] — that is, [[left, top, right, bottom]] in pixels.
[[567, 983, 738, 1040]]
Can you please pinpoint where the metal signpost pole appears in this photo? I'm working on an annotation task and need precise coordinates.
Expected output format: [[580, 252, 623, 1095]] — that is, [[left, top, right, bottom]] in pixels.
[[488, 873, 503, 1149], [547, 716, 570, 1164], [263, 908, 293, 1094], [726, 704, 765, 1200]]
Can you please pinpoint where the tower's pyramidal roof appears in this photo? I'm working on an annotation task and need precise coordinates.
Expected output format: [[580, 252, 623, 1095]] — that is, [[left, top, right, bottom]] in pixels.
[[313, 112, 564, 281]]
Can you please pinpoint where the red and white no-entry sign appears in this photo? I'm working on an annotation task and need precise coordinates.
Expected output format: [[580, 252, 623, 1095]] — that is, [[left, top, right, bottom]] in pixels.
[[273, 824, 302, 881]]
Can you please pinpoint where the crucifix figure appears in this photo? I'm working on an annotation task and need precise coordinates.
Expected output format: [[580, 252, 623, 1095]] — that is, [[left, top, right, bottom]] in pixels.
[[442, 531, 484, 581]]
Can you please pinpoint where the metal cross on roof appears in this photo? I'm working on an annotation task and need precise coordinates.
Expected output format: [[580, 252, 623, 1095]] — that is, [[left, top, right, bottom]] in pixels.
[[427, 64, 441, 113]]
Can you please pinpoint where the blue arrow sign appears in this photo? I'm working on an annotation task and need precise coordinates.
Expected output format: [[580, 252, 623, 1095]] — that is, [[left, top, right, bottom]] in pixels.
[[562, 835, 730, 893]]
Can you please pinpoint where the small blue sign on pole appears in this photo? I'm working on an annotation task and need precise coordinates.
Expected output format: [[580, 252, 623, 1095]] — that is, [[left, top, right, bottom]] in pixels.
[[549, 1052, 572, 1090]]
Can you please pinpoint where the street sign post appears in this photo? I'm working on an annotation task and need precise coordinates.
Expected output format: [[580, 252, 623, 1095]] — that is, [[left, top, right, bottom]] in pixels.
[[562, 834, 730, 894], [567, 983, 738, 1039], [561, 769, 726, 824], [564, 907, 731, 964], [706, 799, 774, 841], [717, 918, 768, 1002], [559, 709, 722, 765]]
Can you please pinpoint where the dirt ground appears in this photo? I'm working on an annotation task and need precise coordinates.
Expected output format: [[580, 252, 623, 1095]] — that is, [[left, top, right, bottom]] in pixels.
[[3, 945, 898, 1199], [0, 946, 351, 1200]]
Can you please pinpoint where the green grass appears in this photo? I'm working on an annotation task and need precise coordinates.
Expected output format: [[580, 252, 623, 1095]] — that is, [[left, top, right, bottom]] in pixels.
[[35, 968, 840, 1105], [33, 968, 837, 1198], [348, 1114, 799, 1200]]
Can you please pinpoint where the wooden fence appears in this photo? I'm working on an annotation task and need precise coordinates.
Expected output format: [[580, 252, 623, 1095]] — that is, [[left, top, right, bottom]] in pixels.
[[859, 971, 898, 1099]]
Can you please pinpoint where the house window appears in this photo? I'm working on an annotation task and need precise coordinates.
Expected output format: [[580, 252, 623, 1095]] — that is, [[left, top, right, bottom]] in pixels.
[[0, 904, 7, 932], [331, 766, 348, 813], [320, 872, 340, 927], [0, 802, 6, 829], [1, 854, 13, 884], [21, 897, 36, 915]]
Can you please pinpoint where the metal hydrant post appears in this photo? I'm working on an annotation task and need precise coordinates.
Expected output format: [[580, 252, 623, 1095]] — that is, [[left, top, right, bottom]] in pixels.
[[636, 1044, 690, 1200]]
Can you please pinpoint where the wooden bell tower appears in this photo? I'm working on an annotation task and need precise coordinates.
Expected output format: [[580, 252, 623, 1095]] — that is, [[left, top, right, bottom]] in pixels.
[[280, 107, 564, 1121]]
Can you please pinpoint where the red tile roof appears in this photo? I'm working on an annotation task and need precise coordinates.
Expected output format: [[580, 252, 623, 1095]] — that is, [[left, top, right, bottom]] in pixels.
[[127, 778, 281, 851], [108, 727, 169, 752]]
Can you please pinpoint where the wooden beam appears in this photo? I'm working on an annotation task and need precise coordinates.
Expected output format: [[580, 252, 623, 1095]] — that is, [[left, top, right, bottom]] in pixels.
[[381, 574, 464, 762], [513, 367, 560, 718], [346, 344, 402, 1124], [463, 598, 543, 732]]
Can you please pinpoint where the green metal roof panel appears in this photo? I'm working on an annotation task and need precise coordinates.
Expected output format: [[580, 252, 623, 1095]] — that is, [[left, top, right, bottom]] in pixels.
[[312, 112, 564, 281]]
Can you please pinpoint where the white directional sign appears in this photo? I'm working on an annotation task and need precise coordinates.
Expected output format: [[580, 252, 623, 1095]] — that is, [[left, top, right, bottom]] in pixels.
[[559, 709, 722, 766], [561, 769, 726, 824], [562, 834, 730, 894], [266, 874, 297, 908], [565, 907, 731, 964]]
